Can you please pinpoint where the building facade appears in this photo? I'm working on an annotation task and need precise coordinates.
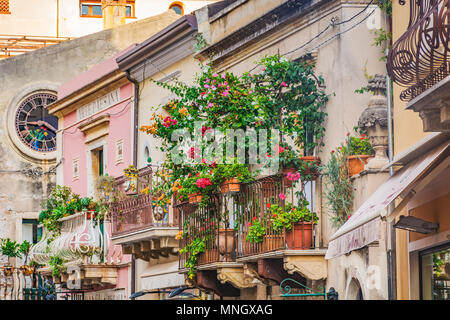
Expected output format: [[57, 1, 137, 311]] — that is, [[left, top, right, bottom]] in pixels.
[[0, 0, 217, 58], [0, 10, 179, 273]]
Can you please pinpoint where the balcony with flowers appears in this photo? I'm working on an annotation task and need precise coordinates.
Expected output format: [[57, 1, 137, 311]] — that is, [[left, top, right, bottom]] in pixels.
[[28, 186, 120, 290], [109, 165, 179, 261], [140, 55, 329, 295], [387, 0, 450, 132]]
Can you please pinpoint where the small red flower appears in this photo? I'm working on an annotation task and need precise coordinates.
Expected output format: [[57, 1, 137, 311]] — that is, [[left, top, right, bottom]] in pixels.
[[247, 222, 252, 227], [266, 203, 271, 208], [252, 216, 257, 221]]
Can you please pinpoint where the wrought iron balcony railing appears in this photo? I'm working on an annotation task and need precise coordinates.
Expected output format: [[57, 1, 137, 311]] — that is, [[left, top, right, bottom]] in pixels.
[[387, 0, 450, 101], [110, 166, 179, 239], [177, 174, 316, 271]]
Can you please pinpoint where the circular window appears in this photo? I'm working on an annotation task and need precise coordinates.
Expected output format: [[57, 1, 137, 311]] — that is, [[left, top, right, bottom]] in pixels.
[[169, 2, 184, 15], [15, 92, 58, 153]]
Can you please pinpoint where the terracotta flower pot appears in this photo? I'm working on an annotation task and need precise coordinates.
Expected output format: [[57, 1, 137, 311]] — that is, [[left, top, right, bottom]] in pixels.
[[20, 265, 34, 275], [86, 211, 96, 219], [218, 228, 236, 256], [188, 193, 202, 204], [299, 156, 321, 178], [285, 222, 313, 249], [1, 266, 14, 276], [220, 178, 240, 193], [347, 155, 373, 176]]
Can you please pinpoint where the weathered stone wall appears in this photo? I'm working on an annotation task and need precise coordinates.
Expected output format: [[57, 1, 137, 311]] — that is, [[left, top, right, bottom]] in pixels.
[[0, 12, 179, 250]]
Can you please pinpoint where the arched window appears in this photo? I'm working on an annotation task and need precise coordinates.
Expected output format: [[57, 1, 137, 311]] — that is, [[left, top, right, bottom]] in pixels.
[[169, 2, 184, 15]]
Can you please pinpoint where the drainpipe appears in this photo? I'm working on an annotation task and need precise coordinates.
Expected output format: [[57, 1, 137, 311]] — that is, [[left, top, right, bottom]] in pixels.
[[125, 69, 140, 297], [385, 49, 396, 300]]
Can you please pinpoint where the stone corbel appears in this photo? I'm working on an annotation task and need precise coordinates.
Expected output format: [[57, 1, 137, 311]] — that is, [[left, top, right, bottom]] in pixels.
[[283, 255, 327, 281], [216, 266, 257, 289]]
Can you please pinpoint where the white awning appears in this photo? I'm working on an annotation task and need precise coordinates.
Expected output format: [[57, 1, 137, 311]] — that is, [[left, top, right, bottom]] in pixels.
[[325, 142, 449, 260]]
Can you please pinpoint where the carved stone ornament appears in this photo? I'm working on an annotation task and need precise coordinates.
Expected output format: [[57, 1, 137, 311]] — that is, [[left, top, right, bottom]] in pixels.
[[216, 266, 258, 289], [283, 255, 327, 281], [358, 74, 389, 170]]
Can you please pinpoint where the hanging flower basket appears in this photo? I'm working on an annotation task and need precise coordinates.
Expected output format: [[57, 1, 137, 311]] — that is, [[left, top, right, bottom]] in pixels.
[[299, 156, 321, 180], [220, 178, 241, 193], [347, 155, 373, 176]]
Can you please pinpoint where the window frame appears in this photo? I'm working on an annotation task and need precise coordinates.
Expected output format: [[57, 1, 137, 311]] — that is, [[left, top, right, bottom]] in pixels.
[[169, 1, 184, 15], [79, 0, 136, 19]]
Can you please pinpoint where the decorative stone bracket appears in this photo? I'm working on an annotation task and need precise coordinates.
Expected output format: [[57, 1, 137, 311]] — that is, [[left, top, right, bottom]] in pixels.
[[122, 236, 178, 261], [216, 264, 262, 289], [283, 255, 327, 281]]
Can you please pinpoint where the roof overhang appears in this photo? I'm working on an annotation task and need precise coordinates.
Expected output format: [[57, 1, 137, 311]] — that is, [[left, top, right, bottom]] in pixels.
[[116, 15, 198, 72]]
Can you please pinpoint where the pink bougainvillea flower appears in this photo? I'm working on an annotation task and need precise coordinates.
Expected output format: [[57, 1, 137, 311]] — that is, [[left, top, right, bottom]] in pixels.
[[221, 73, 226, 79], [279, 192, 286, 200], [200, 92, 206, 96], [204, 84, 210, 89], [196, 177, 212, 188], [222, 90, 229, 97], [205, 78, 210, 83], [265, 152, 271, 158], [278, 146, 285, 153], [281, 81, 287, 87], [207, 102, 213, 108], [213, 73, 218, 77]]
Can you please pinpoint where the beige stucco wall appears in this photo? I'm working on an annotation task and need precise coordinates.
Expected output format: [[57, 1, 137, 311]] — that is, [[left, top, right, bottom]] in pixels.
[[204, 0, 389, 299], [0, 0, 215, 38], [391, 1, 430, 156], [0, 13, 179, 259], [137, 55, 202, 169], [203, 0, 388, 246]]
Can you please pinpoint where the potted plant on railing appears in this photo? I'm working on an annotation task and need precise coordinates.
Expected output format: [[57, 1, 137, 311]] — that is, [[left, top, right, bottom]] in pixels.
[[0, 238, 21, 275], [270, 199, 318, 249], [345, 129, 375, 176], [18, 240, 34, 275], [214, 162, 254, 194], [217, 209, 236, 260], [246, 217, 266, 244]]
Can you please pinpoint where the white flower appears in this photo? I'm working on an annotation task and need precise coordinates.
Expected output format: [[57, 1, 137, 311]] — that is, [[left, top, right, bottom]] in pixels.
[[271, 61, 275, 66]]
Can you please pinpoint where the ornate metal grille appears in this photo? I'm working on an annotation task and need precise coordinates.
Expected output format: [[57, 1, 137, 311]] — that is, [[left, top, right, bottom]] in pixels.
[[387, 0, 450, 101]]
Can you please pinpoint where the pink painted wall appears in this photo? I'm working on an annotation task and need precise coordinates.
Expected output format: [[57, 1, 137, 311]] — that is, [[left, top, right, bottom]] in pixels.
[[62, 83, 133, 194], [60, 83, 133, 294]]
